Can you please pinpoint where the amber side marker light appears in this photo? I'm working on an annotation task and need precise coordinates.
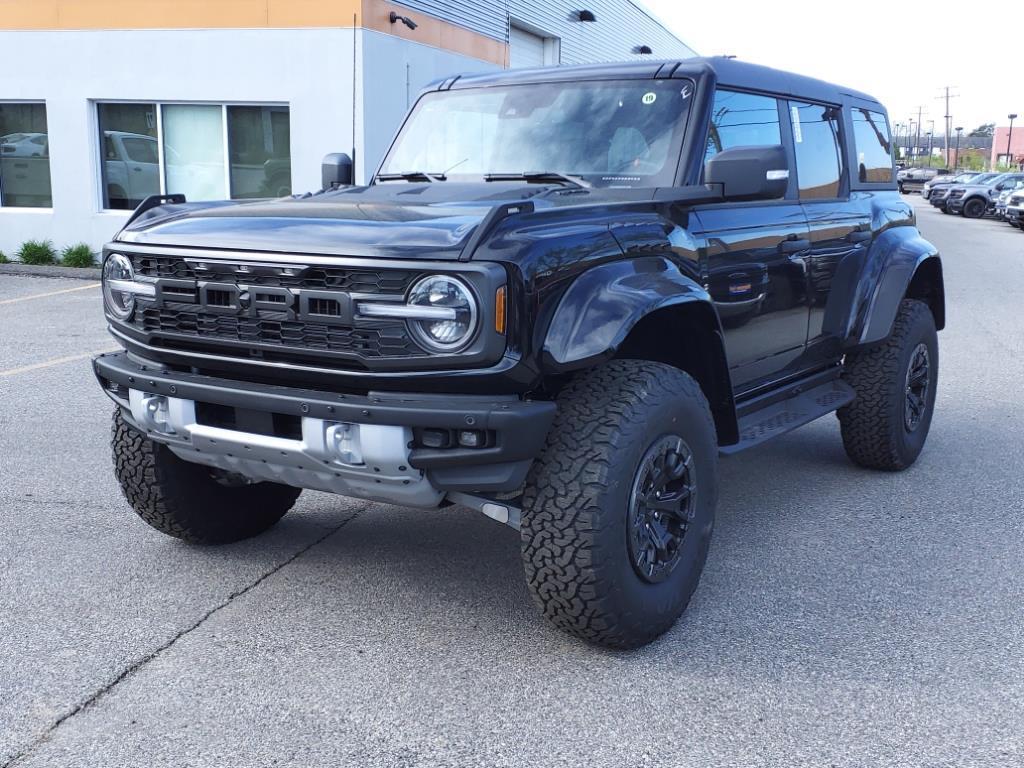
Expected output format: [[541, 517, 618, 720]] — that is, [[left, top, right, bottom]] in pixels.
[[495, 286, 507, 334]]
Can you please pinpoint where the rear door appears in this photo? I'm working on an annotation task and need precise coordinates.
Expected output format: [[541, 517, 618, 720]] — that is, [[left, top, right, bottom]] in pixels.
[[694, 89, 812, 390], [787, 99, 871, 366]]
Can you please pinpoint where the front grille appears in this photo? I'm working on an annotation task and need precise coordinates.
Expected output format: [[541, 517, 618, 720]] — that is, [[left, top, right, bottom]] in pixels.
[[124, 253, 427, 365], [135, 306, 422, 358], [130, 254, 418, 294]]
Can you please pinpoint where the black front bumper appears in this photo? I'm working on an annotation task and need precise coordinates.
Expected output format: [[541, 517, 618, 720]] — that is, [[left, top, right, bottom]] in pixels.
[[94, 351, 555, 492]]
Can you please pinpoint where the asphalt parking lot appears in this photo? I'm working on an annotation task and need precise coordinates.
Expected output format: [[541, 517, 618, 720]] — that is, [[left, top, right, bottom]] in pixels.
[[2, 194, 1022, 767]]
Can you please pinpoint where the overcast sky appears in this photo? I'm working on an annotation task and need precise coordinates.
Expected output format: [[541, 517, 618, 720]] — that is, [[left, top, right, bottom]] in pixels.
[[642, 0, 1017, 138]]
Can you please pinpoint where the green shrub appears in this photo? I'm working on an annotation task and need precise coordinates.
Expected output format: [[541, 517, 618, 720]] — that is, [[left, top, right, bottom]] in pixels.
[[16, 239, 57, 265], [61, 243, 96, 268], [0, 251, 8, 264]]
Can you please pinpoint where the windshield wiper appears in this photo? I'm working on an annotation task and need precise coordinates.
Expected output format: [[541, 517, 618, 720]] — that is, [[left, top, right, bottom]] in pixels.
[[484, 171, 592, 188], [376, 171, 447, 182]]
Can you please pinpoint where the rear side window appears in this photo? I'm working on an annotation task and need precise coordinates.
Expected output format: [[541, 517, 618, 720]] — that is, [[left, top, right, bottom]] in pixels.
[[704, 89, 781, 165], [790, 101, 843, 199], [852, 108, 893, 183]]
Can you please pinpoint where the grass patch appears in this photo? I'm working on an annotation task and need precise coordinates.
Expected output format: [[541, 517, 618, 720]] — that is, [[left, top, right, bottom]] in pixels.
[[16, 239, 57, 265], [61, 243, 96, 268]]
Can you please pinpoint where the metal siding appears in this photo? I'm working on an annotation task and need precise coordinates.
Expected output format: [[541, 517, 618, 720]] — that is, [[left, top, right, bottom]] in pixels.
[[393, 0, 508, 41], [394, 0, 695, 61]]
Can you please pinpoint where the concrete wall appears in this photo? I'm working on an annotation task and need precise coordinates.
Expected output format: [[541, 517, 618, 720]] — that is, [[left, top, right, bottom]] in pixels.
[[0, 28, 357, 256]]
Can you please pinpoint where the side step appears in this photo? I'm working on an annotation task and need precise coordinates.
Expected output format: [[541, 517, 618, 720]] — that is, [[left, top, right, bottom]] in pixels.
[[720, 376, 855, 456]]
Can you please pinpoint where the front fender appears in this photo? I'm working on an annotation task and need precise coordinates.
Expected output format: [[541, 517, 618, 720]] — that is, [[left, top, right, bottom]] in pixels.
[[853, 226, 942, 346], [541, 256, 715, 370]]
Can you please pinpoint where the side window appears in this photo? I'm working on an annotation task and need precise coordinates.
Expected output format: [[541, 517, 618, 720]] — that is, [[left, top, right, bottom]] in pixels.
[[704, 89, 781, 166], [851, 108, 893, 183], [790, 101, 843, 199]]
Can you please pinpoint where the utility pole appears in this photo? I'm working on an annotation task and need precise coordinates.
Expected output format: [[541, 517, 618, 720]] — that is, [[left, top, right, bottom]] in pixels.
[[913, 106, 925, 166], [936, 86, 959, 166], [927, 120, 935, 162], [1007, 114, 1018, 168]]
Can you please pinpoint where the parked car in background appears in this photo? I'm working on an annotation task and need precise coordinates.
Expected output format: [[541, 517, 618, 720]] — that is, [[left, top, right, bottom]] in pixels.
[[929, 172, 999, 211], [1003, 187, 1024, 227], [994, 181, 1024, 221], [922, 171, 982, 200], [945, 173, 1024, 217], [898, 167, 950, 194]]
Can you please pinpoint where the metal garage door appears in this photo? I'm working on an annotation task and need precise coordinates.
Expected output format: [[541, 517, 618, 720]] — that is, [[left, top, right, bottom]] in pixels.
[[509, 25, 546, 68]]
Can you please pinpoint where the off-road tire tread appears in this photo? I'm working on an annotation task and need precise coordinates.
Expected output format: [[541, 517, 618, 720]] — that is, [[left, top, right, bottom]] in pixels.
[[521, 360, 716, 649], [112, 409, 300, 544], [838, 299, 935, 471]]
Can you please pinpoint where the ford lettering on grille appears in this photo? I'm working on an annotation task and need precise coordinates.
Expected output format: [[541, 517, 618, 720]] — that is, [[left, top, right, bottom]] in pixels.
[[152, 278, 355, 326]]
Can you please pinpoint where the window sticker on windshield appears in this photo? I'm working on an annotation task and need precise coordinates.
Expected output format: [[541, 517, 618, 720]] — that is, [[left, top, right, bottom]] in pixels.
[[680, 83, 693, 99], [642, 92, 657, 105], [791, 105, 803, 143]]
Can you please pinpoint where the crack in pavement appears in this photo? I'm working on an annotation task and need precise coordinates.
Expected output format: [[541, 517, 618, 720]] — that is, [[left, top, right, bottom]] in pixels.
[[2, 505, 368, 767]]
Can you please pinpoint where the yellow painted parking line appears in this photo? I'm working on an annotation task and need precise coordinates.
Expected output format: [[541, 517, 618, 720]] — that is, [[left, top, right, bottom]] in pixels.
[[0, 282, 100, 306], [0, 349, 117, 378]]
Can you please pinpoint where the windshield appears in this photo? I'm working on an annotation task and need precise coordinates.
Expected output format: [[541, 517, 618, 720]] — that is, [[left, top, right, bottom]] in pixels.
[[378, 79, 694, 187]]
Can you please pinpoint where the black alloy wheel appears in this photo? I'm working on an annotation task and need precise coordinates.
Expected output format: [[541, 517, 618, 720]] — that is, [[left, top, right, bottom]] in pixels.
[[627, 435, 697, 584], [904, 342, 931, 432]]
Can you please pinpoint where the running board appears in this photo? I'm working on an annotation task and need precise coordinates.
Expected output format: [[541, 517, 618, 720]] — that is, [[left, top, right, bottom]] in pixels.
[[720, 377, 855, 456]]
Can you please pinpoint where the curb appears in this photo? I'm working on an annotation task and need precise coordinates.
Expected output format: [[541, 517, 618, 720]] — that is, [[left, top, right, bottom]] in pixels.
[[0, 263, 101, 281]]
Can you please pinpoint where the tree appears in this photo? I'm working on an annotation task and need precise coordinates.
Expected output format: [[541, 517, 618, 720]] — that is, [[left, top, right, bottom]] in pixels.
[[969, 123, 995, 138]]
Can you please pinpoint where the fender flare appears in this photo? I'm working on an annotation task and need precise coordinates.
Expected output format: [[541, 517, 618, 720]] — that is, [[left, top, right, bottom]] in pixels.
[[855, 227, 944, 347], [541, 257, 738, 444]]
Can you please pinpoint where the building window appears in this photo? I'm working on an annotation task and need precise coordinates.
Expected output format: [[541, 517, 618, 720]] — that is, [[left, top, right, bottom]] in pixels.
[[851, 108, 893, 183], [789, 101, 844, 200], [0, 102, 52, 208], [96, 102, 291, 210]]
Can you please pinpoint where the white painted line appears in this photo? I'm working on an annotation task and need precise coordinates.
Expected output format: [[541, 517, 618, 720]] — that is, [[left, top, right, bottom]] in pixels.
[[0, 282, 100, 306], [0, 349, 118, 378]]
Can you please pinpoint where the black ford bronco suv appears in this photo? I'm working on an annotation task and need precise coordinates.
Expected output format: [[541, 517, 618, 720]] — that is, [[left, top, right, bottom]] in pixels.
[[93, 57, 943, 649]]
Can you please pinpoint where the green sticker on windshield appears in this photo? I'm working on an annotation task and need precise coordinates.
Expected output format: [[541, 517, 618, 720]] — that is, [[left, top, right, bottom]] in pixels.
[[642, 92, 657, 105]]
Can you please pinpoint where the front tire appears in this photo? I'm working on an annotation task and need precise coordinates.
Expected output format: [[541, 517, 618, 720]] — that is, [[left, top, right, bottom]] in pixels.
[[521, 360, 718, 649], [112, 409, 301, 543], [962, 197, 986, 218], [838, 300, 938, 471]]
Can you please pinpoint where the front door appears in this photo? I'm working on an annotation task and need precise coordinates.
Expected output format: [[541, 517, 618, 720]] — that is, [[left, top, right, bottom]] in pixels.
[[694, 88, 811, 390]]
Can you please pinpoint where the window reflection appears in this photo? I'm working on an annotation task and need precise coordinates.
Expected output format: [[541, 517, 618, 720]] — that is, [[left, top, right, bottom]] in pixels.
[[97, 102, 293, 209], [0, 103, 52, 208], [852, 109, 894, 183], [98, 103, 160, 209], [228, 105, 292, 199]]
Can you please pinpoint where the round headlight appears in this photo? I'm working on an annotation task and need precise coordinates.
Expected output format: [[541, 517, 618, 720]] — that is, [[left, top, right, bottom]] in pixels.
[[102, 253, 136, 321], [407, 275, 478, 352]]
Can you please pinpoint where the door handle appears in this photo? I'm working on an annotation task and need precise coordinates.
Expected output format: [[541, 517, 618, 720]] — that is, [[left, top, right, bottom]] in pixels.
[[846, 229, 872, 244], [779, 237, 810, 254], [133, 167, 142, 172]]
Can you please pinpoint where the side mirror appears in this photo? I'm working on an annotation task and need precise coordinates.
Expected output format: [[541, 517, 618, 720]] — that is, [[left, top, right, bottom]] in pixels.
[[322, 152, 353, 189], [706, 145, 789, 201]]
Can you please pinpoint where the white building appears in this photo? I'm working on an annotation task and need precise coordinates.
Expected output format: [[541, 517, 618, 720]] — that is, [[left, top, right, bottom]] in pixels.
[[0, 0, 694, 256]]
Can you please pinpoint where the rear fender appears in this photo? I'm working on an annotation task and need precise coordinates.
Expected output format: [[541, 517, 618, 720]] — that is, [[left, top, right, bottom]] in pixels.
[[849, 226, 944, 347]]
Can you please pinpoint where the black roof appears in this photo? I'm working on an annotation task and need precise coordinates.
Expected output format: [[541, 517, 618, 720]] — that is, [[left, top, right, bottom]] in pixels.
[[445, 56, 883, 110]]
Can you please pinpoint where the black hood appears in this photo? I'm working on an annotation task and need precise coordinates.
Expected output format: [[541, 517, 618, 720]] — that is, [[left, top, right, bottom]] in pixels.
[[118, 183, 585, 260]]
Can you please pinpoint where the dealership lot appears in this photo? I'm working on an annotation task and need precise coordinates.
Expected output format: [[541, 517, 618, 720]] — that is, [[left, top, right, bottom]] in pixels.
[[2, 196, 1022, 767]]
